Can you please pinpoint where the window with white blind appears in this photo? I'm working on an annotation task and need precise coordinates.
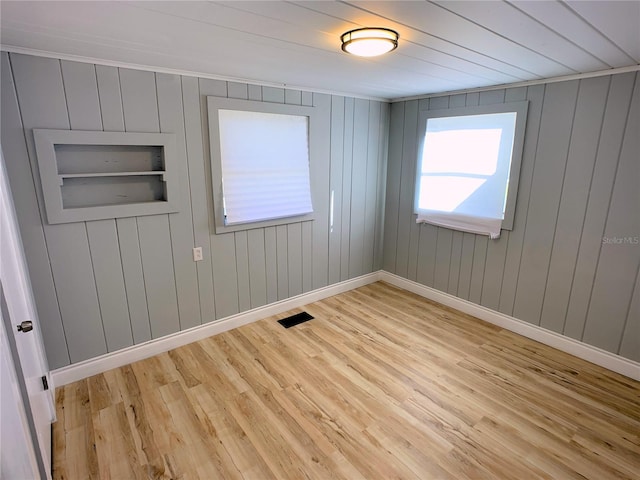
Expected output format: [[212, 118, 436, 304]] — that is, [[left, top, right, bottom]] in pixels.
[[414, 101, 528, 238], [208, 97, 317, 233]]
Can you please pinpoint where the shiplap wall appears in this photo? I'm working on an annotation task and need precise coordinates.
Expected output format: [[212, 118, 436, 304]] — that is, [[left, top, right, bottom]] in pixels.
[[1, 52, 389, 369], [384, 72, 639, 362]]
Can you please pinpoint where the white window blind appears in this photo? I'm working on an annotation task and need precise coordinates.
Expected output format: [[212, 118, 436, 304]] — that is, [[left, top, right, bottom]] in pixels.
[[218, 109, 313, 226], [415, 102, 527, 239]]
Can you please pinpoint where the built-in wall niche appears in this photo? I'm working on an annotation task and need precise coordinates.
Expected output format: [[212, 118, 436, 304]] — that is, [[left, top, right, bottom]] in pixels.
[[33, 129, 179, 224]]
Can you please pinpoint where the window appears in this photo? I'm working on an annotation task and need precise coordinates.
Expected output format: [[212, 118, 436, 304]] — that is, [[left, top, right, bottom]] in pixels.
[[208, 97, 317, 233], [414, 101, 528, 238]]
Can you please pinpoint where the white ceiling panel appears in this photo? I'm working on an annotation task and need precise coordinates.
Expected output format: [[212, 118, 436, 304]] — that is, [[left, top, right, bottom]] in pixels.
[[433, 0, 610, 71], [1, 0, 638, 100], [565, 0, 640, 61], [510, 1, 636, 68]]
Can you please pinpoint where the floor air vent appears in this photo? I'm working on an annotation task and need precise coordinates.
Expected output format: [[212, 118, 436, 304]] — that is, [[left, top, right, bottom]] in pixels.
[[277, 311, 314, 329]]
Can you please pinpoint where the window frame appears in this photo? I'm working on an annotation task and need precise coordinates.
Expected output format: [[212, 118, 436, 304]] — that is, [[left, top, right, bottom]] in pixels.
[[414, 101, 528, 231], [207, 96, 318, 234]]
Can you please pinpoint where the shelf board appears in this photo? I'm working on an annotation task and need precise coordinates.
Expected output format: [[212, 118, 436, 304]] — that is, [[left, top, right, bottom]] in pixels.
[[59, 171, 166, 179]]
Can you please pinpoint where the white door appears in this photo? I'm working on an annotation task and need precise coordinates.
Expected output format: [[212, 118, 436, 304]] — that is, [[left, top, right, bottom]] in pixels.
[[0, 148, 54, 479], [1, 291, 42, 479]]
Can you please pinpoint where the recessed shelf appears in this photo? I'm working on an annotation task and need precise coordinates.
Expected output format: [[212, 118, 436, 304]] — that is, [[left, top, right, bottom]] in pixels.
[[34, 129, 179, 224]]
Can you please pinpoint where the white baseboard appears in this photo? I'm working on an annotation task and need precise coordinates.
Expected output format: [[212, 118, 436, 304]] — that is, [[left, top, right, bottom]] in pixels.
[[52, 270, 639, 386], [379, 271, 640, 381], [51, 273, 381, 386]]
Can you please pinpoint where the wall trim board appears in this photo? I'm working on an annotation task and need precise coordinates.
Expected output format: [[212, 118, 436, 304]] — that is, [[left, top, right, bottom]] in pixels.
[[379, 271, 640, 381], [0, 45, 389, 103], [50, 272, 381, 386]]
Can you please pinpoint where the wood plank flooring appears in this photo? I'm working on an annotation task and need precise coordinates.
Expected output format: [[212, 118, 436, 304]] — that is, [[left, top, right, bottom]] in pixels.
[[53, 282, 640, 479]]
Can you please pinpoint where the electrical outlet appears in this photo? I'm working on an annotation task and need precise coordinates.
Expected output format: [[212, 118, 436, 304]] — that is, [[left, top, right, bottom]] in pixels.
[[192, 247, 203, 262]]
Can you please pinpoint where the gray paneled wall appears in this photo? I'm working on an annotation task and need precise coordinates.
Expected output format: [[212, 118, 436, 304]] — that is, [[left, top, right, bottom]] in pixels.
[[384, 72, 640, 362], [1, 52, 389, 368]]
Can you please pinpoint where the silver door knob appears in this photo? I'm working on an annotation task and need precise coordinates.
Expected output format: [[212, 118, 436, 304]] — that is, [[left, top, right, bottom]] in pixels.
[[17, 321, 33, 333]]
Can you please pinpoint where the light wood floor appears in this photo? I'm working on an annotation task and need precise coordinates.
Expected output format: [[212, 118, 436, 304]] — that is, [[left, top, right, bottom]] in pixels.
[[53, 282, 640, 479]]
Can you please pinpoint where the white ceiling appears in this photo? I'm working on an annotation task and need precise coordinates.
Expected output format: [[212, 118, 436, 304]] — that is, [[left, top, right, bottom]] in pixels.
[[1, 1, 639, 100]]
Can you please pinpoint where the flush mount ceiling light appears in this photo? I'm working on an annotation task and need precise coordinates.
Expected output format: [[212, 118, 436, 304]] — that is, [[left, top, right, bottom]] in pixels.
[[341, 27, 399, 57]]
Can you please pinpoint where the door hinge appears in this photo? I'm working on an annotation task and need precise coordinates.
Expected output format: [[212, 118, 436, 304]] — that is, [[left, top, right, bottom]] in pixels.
[[41, 375, 49, 391]]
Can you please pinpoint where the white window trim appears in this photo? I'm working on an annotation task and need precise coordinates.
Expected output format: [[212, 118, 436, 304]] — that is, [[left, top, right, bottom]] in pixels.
[[414, 101, 528, 234], [207, 96, 318, 234]]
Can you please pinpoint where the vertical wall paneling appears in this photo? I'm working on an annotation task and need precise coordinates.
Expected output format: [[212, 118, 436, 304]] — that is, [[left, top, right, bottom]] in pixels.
[[468, 237, 488, 305], [119, 68, 181, 336], [429, 96, 449, 110], [308, 74, 331, 295], [95, 66, 125, 131], [95, 65, 152, 345], [46, 226, 108, 362], [264, 227, 278, 304], [118, 69, 160, 133], [212, 230, 240, 319], [248, 84, 262, 101], [382, 102, 404, 272], [447, 231, 464, 295], [395, 100, 419, 279], [302, 91, 313, 107], [60, 61, 103, 130], [301, 222, 313, 293], [513, 80, 579, 325], [456, 233, 476, 300], [182, 76, 215, 322], [480, 234, 508, 311], [416, 97, 436, 286], [363, 101, 381, 273], [373, 103, 390, 272], [539, 76, 610, 333], [478, 89, 510, 310], [11, 54, 107, 364], [498, 84, 546, 315], [136, 216, 181, 338], [384, 71, 639, 362], [582, 75, 639, 352], [0, 53, 69, 368], [328, 95, 345, 285], [485, 86, 527, 309], [262, 86, 284, 104], [348, 98, 369, 278], [287, 223, 303, 297], [416, 225, 438, 288], [340, 97, 354, 281], [449, 94, 466, 108], [227, 82, 248, 100], [156, 72, 201, 330], [235, 230, 251, 312], [86, 221, 133, 351], [286, 89, 308, 296], [276, 225, 289, 300], [478, 89, 506, 106], [563, 73, 636, 340], [619, 268, 639, 361], [434, 228, 453, 292], [407, 105, 423, 282], [285, 89, 302, 105], [227, 82, 253, 312], [199, 78, 239, 319], [116, 217, 152, 343], [468, 90, 505, 305], [247, 229, 267, 309]]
